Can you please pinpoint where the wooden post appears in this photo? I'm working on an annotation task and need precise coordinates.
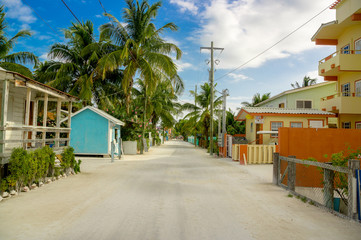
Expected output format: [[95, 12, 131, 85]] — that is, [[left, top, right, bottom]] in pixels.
[[55, 98, 61, 148], [67, 101, 72, 147], [24, 88, 31, 149], [348, 159, 360, 219], [32, 100, 38, 148], [288, 155, 296, 191], [273, 152, 280, 185], [42, 94, 48, 147], [0, 80, 9, 157], [323, 167, 334, 209], [118, 126, 122, 160]]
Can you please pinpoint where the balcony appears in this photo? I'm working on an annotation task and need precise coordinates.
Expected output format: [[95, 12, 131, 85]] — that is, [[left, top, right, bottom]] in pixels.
[[320, 93, 361, 114], [318, 50, 361, 77]]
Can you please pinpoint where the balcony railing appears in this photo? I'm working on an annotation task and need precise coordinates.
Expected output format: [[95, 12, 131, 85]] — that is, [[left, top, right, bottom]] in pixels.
[[320, 92, 361, 114], [319, 50, 361, 65]]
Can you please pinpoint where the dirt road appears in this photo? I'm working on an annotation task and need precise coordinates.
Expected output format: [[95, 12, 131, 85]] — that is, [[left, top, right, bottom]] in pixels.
[[0, 140, 360, 240]]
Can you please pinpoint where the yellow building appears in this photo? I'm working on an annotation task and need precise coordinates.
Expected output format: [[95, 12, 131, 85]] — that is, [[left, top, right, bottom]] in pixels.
[[235, 107, 335, 145], [312, 0, 361, 129]]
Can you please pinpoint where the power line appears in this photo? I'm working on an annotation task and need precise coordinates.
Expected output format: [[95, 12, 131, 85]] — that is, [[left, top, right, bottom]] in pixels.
[[23, 0, 63, 39], [60, 0, 82, 25], [215, 3, 333, 81]]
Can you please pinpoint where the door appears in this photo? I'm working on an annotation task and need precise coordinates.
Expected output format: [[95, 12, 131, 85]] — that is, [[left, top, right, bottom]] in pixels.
[[356, 81, 361, 97], [355, 39, 361, 54], [256, 124, 263, 144]]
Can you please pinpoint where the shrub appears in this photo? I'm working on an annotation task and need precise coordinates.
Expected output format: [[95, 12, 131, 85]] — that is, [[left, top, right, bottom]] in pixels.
[[61, 147, 76, 174]]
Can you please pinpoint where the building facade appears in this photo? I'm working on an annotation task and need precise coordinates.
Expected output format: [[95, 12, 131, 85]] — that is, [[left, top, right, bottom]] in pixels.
[[312, 0, 361, 129]]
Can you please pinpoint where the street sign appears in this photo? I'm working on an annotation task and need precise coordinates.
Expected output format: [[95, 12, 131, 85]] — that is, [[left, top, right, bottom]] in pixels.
[[218, 133, 224, 147]]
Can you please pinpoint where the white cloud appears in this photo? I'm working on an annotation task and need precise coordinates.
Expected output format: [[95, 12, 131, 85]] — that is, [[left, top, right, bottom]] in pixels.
[[176, 61, 193, 72], [195, 0, 335, 70], [3, 0, 36, 24], [227, 72, 252, 83], [39, 53, 49, 61], [170, 0, 199, 15], [95, 14, 102, 18]]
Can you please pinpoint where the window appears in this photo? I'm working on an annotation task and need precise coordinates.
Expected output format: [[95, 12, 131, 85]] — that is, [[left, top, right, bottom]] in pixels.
[[309, 120, 323, 128], [342, 122, 351, 129], [356, 81, 361, 97], [355, 39, 361, 54], [356, 122, 361, 129], [290, 122, 302, 128], [341, 83, 350, 96], [279, 103, 285, 108], [341, 44, 350, 54], [296, 100, 312, 109], [271, 122, 283, 137]]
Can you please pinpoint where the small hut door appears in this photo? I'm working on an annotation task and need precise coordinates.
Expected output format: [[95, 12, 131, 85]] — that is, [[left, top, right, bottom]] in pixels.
[[256, 124, 263, 144]]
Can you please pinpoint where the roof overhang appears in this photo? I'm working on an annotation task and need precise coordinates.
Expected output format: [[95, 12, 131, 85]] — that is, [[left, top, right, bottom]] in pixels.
[[312, 15, 361, 44], [2, 68, 78, 101]]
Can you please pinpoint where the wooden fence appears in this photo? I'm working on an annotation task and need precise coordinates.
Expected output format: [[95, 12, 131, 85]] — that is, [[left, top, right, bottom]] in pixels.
[[273, 153, 360, 220], [232, 144, 276, 164]]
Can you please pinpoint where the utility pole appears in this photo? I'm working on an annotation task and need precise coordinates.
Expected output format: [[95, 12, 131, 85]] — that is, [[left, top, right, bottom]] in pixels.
[[194, 85, 197, 147], [222, 89, 229, 135], [200, 42, 224, 156]]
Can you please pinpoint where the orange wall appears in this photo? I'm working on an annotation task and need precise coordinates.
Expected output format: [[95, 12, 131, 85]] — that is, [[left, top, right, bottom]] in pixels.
[[279, 127, 361, 187], [279, 127, 361, 161]]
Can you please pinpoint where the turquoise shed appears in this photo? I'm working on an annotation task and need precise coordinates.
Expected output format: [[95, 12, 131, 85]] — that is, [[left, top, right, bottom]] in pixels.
[[66, 106, 125, 156]]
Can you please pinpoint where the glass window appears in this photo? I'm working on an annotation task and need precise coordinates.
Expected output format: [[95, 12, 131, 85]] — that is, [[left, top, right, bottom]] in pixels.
[[342, 122, 351, 129], [341, 44, 350, 54], [296, 100, 312, 109], [290, 122, 302, 128], [355, 39, 361, 54], [341, 83, 350, 96], [279, 103, 285, 108], [356, 81, 361, 97], [356, 122, 361, 129], [271, 122, 283, 137]]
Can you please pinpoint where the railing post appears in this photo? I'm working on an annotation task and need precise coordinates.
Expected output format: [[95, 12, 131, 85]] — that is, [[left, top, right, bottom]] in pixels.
[[323, 165, 334, 209], [273, 152, 280, 185], [348, 159, 360, 219], [288, 155, 296, 191]]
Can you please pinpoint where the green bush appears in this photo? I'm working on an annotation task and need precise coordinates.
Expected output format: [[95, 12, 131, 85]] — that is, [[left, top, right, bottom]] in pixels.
[[61, 147, 76, 173]]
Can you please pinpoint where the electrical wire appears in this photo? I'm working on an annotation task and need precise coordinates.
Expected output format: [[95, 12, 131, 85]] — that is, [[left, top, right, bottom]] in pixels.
[[215, 3, 333, 81]]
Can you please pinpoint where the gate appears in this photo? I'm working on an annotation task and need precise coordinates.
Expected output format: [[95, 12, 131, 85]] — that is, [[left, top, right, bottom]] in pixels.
[[227, 135, 232, 157]]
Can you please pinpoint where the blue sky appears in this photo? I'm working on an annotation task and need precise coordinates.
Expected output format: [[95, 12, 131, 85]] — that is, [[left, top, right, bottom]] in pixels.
[[2, 0, 337, 114]]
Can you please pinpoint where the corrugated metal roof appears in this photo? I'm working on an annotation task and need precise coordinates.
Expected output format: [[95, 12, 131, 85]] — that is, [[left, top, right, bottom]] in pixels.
[[242, 107, 335, 115]]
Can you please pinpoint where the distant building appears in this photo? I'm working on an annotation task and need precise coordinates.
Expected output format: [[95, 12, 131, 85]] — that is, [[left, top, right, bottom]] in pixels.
[[311, 0, 361, 129], [235, 107, 335, 145], [255, 82, 336, 110]]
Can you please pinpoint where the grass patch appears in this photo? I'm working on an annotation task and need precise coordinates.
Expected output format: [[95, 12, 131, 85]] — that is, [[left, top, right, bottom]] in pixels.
[[287, 194, 293, 198]]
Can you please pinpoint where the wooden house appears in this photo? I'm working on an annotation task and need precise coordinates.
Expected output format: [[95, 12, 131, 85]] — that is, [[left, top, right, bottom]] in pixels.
[[66, 106, 125, 157], [0, 68, 77, 165]]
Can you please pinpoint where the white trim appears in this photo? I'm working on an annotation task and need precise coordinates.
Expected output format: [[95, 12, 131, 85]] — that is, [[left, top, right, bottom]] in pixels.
[[61, 106, 125, 126]]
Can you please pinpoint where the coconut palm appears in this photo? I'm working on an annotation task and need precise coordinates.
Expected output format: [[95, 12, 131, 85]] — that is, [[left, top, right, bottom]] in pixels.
[[0, 6, 38, 78], [182, 83, 222, 148], [97, 0, 183, 113], [291, 76, 317, 89], [34, 20, 122, 105], [241, 92, 271, 107]]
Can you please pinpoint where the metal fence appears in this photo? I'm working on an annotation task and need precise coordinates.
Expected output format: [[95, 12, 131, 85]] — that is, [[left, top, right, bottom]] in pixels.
[[273, 153, 360, 220]]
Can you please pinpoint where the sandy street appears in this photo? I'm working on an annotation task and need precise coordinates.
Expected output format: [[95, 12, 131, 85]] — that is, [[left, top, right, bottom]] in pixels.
[[0, 140, 360, 240]]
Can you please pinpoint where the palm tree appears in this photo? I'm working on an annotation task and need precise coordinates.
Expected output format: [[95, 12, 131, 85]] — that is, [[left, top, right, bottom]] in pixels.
[[97, 0, 183, 114], [241, 93, 271, 107], [34, 20, 121, 105], [182, 83, 222, 148], [0, 6, 38, 78], [291, 76, 317, 89]]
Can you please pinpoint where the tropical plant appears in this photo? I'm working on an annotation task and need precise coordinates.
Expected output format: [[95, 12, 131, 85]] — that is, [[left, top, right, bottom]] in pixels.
[[0, 6, 38, 78], [182, 83, 222, 148], [291, 76, 317, 89], [97, 0, 183, 114], [241, 92, 271, 107], [34, 20, 122, 105], [225, 110, 245, 135]]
